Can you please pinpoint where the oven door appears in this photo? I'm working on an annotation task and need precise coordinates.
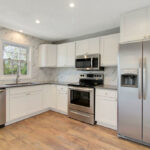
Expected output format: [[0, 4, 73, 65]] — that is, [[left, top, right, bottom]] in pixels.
[[68, 87, 94, 114]]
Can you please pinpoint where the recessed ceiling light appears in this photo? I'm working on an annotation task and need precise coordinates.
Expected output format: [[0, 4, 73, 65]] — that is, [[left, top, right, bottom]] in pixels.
[[35, 19, 40, 24], [19, 30, 23, 33], [69, 3, 75, 8]]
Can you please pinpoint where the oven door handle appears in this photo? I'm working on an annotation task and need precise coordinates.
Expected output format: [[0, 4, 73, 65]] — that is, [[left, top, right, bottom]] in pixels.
[[69, 87, 94, 92]]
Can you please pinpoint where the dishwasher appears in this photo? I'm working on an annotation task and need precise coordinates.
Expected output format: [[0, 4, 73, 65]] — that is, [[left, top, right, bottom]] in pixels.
[[0, 89, 6, 127]]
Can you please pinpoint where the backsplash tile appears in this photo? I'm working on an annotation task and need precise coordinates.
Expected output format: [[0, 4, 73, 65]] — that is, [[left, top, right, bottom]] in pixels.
[[47, 67, 117, 86]]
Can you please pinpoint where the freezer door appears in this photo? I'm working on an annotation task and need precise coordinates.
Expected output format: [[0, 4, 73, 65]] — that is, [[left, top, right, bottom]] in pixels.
[[143, 41, 150, 143], [118, 42, 142, 140]]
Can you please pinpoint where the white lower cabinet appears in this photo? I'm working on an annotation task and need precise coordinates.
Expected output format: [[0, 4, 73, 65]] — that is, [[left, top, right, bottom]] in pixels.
[[56, 85, 68, 114], [6, 84, 68, 124], [9, 86, 43, 121], [96, 89, 117, 130]]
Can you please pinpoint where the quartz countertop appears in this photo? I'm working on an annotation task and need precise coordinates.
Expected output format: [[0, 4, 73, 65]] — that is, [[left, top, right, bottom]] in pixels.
[[0, 81, 70, 89], [0, 81, 117, 90], [95, 85, 117, 90]]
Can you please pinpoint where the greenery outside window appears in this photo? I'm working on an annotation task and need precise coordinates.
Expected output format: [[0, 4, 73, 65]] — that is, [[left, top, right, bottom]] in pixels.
[[3, 42, 29, 76]]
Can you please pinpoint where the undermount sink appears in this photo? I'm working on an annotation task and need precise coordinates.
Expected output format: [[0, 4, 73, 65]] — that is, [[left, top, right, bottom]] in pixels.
[[6, 82, 33, 86]]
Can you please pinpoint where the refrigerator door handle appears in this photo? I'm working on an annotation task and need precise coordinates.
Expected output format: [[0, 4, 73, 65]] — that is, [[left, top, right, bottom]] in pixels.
[[138, 58, 142, 100], [143, 57, 146, 100]]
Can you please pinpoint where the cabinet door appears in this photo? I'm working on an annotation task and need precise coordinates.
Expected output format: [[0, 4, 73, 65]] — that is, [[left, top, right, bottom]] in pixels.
[[57, 44, 67, 67], [66, 42, 75, 67], [57, 93, 68, 114], [47, 45, 57, 67], [88, 37, 100, 54], [120, 8, 147, 43], [76, 40, 88, 56], [146, 7, 150, 38], [39, 44, 57, 67], [49, 85, 57, 109], [27, 91, 43, 114], [9, 90, 42, 120], [10, 94, 29, 120], [56, 86, 68, 114], [100, 33, 119, 66], [96, 96, 117, 130], [42, 85, 51, 109]]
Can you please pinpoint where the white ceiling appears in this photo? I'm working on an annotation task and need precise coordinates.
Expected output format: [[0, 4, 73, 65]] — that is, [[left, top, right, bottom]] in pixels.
[[0, 0, 150, 41]]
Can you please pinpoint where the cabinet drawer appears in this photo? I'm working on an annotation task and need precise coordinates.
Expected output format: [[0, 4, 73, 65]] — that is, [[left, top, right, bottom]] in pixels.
[[57, 85, 68, 94], [9, 86, 43, 96], [96, 89, 117, 98]]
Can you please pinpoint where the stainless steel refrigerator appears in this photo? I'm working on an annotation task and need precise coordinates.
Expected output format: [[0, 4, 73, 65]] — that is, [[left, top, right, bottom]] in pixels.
[[118, 41, 150, 146]]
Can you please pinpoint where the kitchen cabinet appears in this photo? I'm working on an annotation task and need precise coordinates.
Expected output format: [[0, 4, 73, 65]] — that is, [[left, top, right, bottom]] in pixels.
[[57, 42, 75, 67], [100, 33, 119, 66], [49, 85, 57, 109], [76, 37, 100, 56], [76, 39, 88, 56], [9, 86, 43, 121], [6, 84, 68, 124], [96, 89, 117, 130], [39, 44, 57, 67], [56, 85, 68, 114], [57, 44, 67, 67], [120, 7, 147, 43]]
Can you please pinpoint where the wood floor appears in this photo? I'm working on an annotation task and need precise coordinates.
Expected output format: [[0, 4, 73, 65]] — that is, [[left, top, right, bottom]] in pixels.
[[0, 111, 150, 150]]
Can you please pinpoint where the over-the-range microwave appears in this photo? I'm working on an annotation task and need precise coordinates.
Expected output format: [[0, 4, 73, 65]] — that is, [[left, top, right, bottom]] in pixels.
[[75, 54, 102, 71]]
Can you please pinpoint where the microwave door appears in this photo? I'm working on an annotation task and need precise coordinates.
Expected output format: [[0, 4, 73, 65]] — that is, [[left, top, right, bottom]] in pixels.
[[76, 58, 91, 69]]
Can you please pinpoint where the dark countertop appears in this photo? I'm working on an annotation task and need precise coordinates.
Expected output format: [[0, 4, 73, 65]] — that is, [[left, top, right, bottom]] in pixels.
[[0, 81, 70, 89], [0, 81, 117, 90], [95, 85, 117, 90]]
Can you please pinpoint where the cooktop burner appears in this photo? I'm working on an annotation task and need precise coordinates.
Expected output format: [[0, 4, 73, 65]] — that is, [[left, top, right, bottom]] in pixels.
[[68, 73, 104, 88]]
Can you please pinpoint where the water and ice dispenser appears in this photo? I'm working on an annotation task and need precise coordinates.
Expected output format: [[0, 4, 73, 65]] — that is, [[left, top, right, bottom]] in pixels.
[[121, 69, 138, 88]]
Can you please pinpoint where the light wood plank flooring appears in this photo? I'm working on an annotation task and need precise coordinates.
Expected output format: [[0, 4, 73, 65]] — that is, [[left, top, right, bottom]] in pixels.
[[0, 111, 150, 150]]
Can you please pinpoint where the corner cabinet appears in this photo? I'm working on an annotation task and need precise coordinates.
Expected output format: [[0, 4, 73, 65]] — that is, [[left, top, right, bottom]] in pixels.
[[38, 44, 57, 67], [95, 89, 117, 130], [120, 7, 148, 43], [6, 84, 68, 125], [76, 37, 100, 56], [100, 33, 120, 66], [57, 42, 75, 67]]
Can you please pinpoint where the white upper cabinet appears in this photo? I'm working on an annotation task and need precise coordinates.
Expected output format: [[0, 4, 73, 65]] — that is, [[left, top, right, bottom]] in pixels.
[[38, 44, 57, 67], [57, 44, 67, 67], [76, 37, 100, 56], [57, 42, 75, 67], [146, 7, 150, 38], [100, 33, 120, 66], [120, 7, 147, 43], [66, 42, 75, 67], [88, 37, 100, 54], [76, 39, 88, 56]]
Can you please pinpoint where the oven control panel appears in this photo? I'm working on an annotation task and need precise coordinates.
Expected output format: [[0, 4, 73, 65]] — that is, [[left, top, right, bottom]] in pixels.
[[80, 73, 104, 80]]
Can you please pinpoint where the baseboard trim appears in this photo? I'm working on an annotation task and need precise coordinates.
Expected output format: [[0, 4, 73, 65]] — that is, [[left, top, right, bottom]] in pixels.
[[6, 108, 50, 126], [6, 108, 68, 126], [96, 121, 117, 130]]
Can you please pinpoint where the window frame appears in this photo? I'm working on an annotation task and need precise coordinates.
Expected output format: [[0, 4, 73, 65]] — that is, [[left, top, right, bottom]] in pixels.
[[1, 41, 31, 79]]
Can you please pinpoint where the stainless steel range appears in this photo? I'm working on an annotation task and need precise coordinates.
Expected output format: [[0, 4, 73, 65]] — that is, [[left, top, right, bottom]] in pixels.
[[68, 73, 104, 125]]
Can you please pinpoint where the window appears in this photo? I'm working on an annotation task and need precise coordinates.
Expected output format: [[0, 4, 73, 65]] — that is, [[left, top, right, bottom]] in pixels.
[[3, 42, 29, 76]]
